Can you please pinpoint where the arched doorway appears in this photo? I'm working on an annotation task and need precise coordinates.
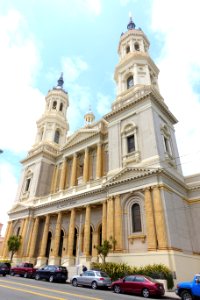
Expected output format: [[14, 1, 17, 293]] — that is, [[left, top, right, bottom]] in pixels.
[[45, 232, 52, 258], [58, 230, 64, 257], [73, 228, 78, 257], [89, 226, 93, 256]]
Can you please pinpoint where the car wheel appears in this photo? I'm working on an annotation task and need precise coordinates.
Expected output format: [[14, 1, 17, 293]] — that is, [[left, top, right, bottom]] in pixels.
[[35, 274, 40, 280], [24, 272, 28, 278], [181, 290, 193, 300], [142, 288, 150, 298], [72, 279, 78, 287], [49, 275, 54, 283], [10, 271, 15, 276], [3, 274, 6, 277], [113, 284, 121, 294], [91, 281, 98, 289]]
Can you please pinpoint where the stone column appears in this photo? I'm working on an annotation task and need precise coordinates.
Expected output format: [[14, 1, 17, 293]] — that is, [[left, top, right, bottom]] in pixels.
[[144, 188, 157, 250], [83, 148, 89, 183], [70, 154, 77, 187], [107, 197, 114, 240], [83, 205, 91, 256], [39, 215, 50, 257], [92, 230, 98, 257], [2, 221, 13, 258], [152, 186, 168, 249], [102, 201, 107, 242], [59, 159, 67, 190], [53, 212, 62, 257], [96, 143, 102, 179], [114, 195, 123, 251], [18, 217, 29, 257], [29, 217, 40, 258], [68, 209, 76, 257]]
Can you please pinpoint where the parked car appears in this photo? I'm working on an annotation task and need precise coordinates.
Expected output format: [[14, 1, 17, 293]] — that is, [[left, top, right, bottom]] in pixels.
[[175, 274, 200, 300], [35, 265, 68, 283], [10, 262, 37, 278], [111, 274, 165, 298], [0, 263, 10, 276], [71, 270, 112, 289]]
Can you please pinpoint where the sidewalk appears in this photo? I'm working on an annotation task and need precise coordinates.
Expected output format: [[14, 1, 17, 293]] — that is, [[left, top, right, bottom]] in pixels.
[[164, 291, 180, 299]]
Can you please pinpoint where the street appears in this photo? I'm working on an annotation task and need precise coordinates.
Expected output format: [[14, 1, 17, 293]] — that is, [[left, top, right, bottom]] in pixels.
[[0, 275, 177, 300]]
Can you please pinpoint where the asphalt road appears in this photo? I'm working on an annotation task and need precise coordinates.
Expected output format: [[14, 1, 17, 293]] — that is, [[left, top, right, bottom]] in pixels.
[[0, 275, 176, 300]]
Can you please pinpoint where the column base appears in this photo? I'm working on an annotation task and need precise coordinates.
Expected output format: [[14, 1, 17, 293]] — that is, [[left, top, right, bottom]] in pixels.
[[27, 257, 37, 265], [35, 256, 48, 268], [48, 256, 61, 265], [61, 256, 75, 267]]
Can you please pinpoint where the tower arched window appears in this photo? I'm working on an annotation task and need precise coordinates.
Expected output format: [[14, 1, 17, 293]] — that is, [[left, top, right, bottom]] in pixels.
[[126, 45, 130, 53], [52, 101, 57, 110], [59, 103, 63, 112], [134, 42, 140, 51], [132, 203, 142, 232], [127, 75, 134, 89], [54, 130, 60, 144]]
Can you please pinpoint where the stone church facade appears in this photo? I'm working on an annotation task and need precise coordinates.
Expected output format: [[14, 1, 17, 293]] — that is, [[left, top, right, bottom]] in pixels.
[[1, 18, 200, 282]]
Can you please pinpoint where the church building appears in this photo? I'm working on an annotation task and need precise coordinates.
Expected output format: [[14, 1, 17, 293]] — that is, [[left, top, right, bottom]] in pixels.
[[1, 18, 200, 282]]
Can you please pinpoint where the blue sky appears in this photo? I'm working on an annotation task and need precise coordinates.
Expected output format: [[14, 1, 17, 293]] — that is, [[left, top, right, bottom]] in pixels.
[[0, 0, 200, 235]]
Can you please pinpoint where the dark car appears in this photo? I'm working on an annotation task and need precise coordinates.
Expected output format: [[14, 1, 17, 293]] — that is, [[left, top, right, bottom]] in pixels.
[[71, 270, 111, 289], [111, 274, 165, 298], [35, 265, 68, 283], [0, 263, 10, 276]]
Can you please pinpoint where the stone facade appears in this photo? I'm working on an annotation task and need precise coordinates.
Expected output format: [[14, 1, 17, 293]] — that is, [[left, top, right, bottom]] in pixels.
[[1, 19, 200, 283]]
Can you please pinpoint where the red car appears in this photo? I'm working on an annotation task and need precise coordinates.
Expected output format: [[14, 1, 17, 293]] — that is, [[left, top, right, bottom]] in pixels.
[[111, 274, 165, 298]]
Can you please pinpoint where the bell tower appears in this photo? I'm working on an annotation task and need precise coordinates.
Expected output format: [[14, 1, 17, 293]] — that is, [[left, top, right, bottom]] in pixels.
[[114, 17, 159, 105], [34, 73, 69, 148]]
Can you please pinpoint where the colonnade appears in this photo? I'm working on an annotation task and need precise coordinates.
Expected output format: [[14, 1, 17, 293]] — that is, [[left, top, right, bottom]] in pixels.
[[51, 143, 107, 194], [1, 185, 169, 262]]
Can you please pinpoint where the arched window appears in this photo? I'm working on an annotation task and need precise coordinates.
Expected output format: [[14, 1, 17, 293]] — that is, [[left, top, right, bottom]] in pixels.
[[52, 101, 57, 110], [59, 103, 63, 111], [134, 42, 140, 51], [132, 203, 142, 232], [126, 45, 130, 53], [127, 75, 134, 89], [54, 130, 60, 144]]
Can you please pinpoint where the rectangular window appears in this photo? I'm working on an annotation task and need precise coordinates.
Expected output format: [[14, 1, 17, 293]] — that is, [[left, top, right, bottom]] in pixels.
[[127, 135, 135, 153]]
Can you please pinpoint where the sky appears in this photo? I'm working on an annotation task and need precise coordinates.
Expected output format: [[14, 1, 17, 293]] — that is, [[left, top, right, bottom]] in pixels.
[[0, 0, 200, 236]]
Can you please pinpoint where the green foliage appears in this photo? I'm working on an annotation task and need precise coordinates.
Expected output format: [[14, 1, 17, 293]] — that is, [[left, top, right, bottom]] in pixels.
[[7, 235, 21, 262], [94, 237, 116, 263], [91, 262, 174, 290]]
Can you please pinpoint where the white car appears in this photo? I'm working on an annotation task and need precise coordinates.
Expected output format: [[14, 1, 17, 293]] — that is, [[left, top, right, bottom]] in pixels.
[[71, 270, 111, 289]]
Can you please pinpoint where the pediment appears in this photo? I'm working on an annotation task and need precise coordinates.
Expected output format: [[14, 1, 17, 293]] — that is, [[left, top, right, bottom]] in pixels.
[[8, 202, 32, 214], [66, 129, 99, 148], [105, 167, 157, 186]]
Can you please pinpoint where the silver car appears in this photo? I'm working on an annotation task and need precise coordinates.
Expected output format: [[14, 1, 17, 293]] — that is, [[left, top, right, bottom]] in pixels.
[[71, 270, 111, 289]]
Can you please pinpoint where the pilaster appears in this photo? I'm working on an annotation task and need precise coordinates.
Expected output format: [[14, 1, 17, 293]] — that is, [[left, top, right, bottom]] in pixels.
[[29, 217, 40, 258], [83, 205, 91, 256], [59, 159, 67, 190], [83, 148, 89, 183], [96, 143, 102, 179], [114, 195, 123, 251], [144, 188, 157, 250], [67, 208, 76, 257], [107, 197, 114, 240], [102, 201, 107, 242], [70, 154, 77, 187], [39, 215, 50, 257]]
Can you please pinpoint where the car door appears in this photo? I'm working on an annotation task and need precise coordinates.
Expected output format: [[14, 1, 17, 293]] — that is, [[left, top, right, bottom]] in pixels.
[[193, 276, 200, 297], [78, 271, 89, 285], [132, 275, 146, 294], [86, 271, 96, 286], [122, 276, 136, 293], [39, 266, 49, 279]]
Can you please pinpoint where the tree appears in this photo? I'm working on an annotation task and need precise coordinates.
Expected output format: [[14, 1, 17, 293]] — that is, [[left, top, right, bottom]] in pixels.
[[7, 235, 21, 262], [94, 237, 116, 263]]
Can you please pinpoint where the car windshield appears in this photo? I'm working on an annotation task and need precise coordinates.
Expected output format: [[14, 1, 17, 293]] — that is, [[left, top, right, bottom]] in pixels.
[[96, 271, 109, 277]]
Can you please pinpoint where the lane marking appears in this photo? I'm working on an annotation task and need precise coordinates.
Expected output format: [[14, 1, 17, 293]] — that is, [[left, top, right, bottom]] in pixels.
[[0, 279, 103, 300], [0, 284, 66, 300]]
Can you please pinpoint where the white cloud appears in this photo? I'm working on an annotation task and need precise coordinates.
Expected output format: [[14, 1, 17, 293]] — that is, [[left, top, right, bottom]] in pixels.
[[96, 92, 112, 116], [0, 9, 43, 153], [150, 0, 200, 175], [62, 57, 89, 83]]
